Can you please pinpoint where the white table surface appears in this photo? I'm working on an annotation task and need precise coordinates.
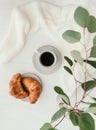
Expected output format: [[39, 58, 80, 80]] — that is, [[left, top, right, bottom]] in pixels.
[[0, 0, 96, 130]]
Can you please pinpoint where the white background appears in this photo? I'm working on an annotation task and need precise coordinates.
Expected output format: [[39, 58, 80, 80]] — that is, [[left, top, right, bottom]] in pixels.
[[0, 0, 96, 130]]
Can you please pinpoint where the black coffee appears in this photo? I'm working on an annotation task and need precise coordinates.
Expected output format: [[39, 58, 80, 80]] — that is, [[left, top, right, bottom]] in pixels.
[[40, 52, 55, 66]]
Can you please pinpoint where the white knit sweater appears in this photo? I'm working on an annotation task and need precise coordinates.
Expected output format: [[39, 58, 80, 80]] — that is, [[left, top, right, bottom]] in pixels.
[[0, 0, 95, 63]]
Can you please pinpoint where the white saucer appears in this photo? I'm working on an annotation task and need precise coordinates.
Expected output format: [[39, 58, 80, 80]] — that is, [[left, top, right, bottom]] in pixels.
[[33, 45, 62, 74]]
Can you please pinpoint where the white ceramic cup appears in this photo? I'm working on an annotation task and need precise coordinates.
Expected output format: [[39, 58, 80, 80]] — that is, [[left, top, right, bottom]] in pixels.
[[33, 45, 62, 74]]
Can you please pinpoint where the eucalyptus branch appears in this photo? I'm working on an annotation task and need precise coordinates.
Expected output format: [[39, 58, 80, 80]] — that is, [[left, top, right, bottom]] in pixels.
[[40, 6, 96, 130], [86, 47, 92, 53]]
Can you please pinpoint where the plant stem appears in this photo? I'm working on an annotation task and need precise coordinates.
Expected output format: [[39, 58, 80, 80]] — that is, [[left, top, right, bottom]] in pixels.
[[74, 28, 88, 108], [54, 115, 65, 128], [72, 63, 78, 103], [54, 113, 68, 128]]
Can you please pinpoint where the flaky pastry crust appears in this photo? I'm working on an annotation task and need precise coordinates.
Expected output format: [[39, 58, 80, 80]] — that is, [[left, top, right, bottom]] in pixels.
[[22, 77, 42, 104], [9, 73, 28, 99]]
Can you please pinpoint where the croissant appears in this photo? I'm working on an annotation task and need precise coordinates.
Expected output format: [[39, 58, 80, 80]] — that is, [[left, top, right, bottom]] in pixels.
[[22, 77, 42, 104], [9, 73, 28, 99]]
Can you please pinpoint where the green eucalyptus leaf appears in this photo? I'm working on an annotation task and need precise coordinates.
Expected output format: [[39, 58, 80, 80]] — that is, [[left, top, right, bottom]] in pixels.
[[93, 36, 96, 46], [54, 86, 65, 95], [82, 80, 96, 91], [51, 107, 66, 123], [40, 123, 52, 130], [90, 46, 96, 58], [69, 111, 79, 126], [60, 94, 70, 105], [62, 30, 81, 43], [71, 50, 83, 65], [86, 60, 96, 69], [78, 113, 95, 130], [86, 103, 96, 114], [87, 16, 96, 33], [64, 66, 73, 75], [90, 103, 96, 107], [74, 7, 90, 27], [64, 56, 73, 66], [54, 86, 70, 105]]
